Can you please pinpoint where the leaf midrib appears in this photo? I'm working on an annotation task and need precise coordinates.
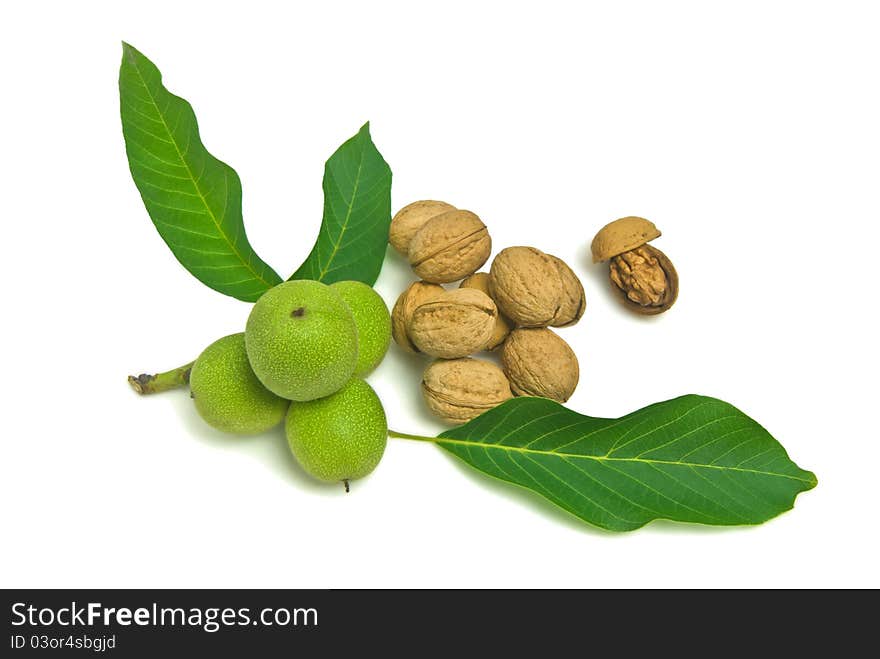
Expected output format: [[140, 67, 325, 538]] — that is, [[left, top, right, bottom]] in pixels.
[[317, 148, 365, 281], [124, 48, 274, 290], [436, 435, 815, 484]]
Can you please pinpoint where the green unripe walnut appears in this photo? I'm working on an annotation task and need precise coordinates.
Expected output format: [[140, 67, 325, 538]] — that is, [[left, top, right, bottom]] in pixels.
[[286, 378, 387, 486], [330, 280, 391, 377], [189, 333, 288, 434], [245, 280, 358, 401]]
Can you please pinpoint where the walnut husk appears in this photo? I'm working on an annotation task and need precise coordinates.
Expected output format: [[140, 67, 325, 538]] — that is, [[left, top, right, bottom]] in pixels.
[[389, 200, 456, 256], [501, 328, 579, 402], [408, 210, 491, 283], [459, 272, 512, 349], [409, 288, 497, 358], [422, 358, 513, 424], [489, 247, 563, 327], [391, 281, 446, 353], [608, 244, 678, 315]]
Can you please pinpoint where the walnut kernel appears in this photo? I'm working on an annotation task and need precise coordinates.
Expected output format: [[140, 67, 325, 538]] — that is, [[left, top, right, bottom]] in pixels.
[[608, 245, 678, 315]]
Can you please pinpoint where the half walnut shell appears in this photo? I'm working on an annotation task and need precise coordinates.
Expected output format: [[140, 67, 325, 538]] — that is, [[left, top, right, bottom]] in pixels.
[[608, 244, 678, 315], [590, 216, 661, 263]]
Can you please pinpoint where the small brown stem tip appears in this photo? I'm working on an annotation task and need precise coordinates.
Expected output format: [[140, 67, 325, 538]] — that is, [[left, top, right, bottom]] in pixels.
[[127, 361, 194, 395], [128, 373, 154, 395]]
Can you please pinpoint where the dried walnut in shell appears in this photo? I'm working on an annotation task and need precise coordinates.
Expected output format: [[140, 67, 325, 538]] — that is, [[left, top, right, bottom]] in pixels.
[[409, 288, 497, 359], [501, 328, 579, 403], [459, 272, 512, 350], [389, 200, 456, 256], [391, 281, 445, 353], [408, 210, 491, 283], [489, 247, 585, 328], [422, 358, 513, 424], [489, 247, 562, 327]]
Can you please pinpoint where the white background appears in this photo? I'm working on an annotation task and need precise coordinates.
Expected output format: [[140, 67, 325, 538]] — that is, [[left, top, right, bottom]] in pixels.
[[2, 1, 878, 588]]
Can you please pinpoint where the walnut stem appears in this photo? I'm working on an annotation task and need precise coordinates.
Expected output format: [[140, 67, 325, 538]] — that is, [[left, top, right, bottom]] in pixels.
[[128, 361, 194, 395], [388, 430, 435, 443]]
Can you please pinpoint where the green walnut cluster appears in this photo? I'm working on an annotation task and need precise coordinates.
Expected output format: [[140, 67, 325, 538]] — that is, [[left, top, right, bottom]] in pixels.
[[189, 279, 391, 488]]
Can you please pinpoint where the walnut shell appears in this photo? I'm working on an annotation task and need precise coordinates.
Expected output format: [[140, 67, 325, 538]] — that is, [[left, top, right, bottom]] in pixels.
[[548, 255, 586, 328], [409, 288, 497, 358], [501, 328, 579, 402], [489, 247, 563, 327], [389, 200, 456, 256], [459, 272, 512, 349], [591, 216, 661, 263], [609, 244, 678, 315], [391, 281, 446, 353], [408, 210, 491, 283], [422, 358, 513, 424]]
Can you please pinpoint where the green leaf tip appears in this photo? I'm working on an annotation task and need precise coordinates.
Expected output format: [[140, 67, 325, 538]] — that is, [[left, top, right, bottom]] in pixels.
[[434, 394, 817, 532], [288, 122, 393, 286]]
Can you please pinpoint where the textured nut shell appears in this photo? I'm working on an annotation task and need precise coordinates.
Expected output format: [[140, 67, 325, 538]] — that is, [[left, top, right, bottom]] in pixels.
[[391, 281, 445, 353], [547, 255, 586, 327], [409, 288, 497, 358], [501, 328, 579, 403], [389, 200, 456, 256], [609, 244, 678, 315], [422, 358, 513, 424], [591, 216, 661, 262], [459, 272, 513, 349], [408, 210, 491, 283], [489, 247, 563, 327]]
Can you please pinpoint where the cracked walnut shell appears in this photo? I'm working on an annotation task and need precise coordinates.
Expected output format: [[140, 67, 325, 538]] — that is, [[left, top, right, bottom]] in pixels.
[[391, 281, 445, 353], [501, 328, 579, 403], [409, 288, 497, 358], [389, 200, 456, 256], [422, 358, 513, 424], [609, 245, 678, 315], [408, 210, 491, 283], [591, 216, 678, 314]]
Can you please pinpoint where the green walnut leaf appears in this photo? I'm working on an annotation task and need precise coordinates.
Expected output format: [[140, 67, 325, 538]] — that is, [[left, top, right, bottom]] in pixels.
[[289, 123, 392, 285], [119, 42, 282, 302], [429, 395, 817, 532]]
